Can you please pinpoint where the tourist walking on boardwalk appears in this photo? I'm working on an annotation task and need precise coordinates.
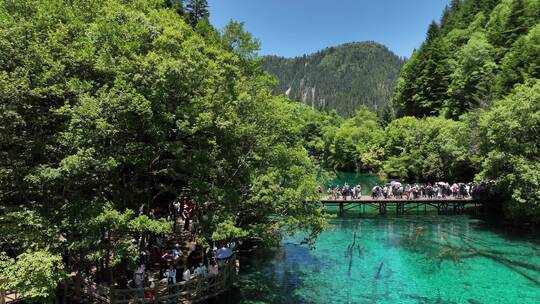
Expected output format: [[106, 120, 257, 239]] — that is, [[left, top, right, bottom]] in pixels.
[[371, 185, 379, 199], [326, 187, 333, 199], [183, 207, 191, 231], [326, 181, 482, 201], [133, 265, 146, 289], [342, 183, 350, 200], [166, 265, 177, 284], [182, 266, 191, 281]]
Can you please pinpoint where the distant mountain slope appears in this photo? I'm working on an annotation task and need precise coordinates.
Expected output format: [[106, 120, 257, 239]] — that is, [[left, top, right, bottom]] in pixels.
[[262, 42, 405, 117]]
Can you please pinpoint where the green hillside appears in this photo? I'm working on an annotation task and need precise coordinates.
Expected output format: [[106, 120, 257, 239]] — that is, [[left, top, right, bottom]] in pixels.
[[262, 42, 405, 117], [393, 0, 540, 119]]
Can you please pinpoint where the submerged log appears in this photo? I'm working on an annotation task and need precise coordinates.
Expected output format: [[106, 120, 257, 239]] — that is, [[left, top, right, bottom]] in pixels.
[[402, 231, 540, 286], [375, 262, 384, 280]]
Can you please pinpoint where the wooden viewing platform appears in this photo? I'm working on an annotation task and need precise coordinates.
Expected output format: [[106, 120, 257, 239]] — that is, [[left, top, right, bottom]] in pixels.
[[320, 196, 486, 216], [74, 255, 239, 304]]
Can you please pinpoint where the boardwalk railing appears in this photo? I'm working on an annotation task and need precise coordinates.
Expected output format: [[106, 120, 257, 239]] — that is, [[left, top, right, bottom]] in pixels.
[[109, 256, 237, 304], [0, 289, 21, 304], [320, 196, 485, 216]]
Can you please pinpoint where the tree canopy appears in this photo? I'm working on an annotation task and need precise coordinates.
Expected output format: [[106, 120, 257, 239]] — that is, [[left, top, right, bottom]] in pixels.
[[478, 80, 540, 221], [393, 0, 540, 118], [386, 0, 540, 224], [0, 0, 327, 301]]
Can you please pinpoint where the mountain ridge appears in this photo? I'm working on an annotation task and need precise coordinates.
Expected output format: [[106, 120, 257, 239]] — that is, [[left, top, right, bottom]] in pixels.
[[262, 41, 405, 117]]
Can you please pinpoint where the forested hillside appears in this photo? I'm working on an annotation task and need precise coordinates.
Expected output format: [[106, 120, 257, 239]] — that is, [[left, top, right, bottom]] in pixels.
[[302, 0, 540, 224], [262, 42, 405, 117], [300, 0, 540, 223], [390, 0, 540, 221], [393, 0, 540, 118]]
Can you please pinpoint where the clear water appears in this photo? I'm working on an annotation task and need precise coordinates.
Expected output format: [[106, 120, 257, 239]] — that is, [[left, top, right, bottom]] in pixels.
[[221, 215, 540, 304]]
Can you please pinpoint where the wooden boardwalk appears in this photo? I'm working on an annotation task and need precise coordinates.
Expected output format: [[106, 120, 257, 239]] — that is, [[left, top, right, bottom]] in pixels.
[[320, 196, 484, 216]]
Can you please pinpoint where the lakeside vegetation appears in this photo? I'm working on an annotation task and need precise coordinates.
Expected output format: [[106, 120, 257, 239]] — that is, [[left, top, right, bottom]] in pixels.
[[296, 0, 539, 224], [0, 0, 538, 302]]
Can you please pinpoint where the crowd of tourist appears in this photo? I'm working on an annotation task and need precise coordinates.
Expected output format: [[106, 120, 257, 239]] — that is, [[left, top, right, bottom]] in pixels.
[[107, 195, 236, 302], [125, 242, 234, 300], [326, 181, 494, 201]]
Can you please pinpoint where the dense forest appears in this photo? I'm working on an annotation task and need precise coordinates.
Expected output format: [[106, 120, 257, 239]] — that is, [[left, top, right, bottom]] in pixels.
[[0, 0, 328, 301], [0, 0, 539, 301], [302, 0, 539, 225], [393, 0, 540, 118], [391, 0, 540, 221], [262, 42, 405, 117]]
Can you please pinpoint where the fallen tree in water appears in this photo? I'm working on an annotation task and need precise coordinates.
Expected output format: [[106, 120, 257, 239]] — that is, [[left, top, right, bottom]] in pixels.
[[402, 228, 540, 286]]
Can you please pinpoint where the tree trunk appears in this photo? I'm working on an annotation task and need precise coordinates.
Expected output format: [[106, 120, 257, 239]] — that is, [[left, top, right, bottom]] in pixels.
[[73, 272, 82, 303], [106, 228, 113, 285]]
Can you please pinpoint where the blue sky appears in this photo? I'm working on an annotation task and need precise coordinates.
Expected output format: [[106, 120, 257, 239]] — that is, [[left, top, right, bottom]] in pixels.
[[209, 0, 450, 58]]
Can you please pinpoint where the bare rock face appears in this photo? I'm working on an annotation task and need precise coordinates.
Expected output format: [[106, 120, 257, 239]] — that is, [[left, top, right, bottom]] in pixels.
[[262, 41, 405, 117]]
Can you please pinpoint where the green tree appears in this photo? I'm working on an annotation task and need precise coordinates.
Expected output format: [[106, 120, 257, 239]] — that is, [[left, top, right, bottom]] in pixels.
[[446, 32, 497, 118], [426, 21, 441, 42], [395, 0, 539, 118], [0, 0, 328, 298], [0, 251, 66, 303], [382, 116, 477, 181], [394, 34, 451, 117], [323, 107, 384, 173], [164, 0, 184, 15], [496, 23, 540, 95], [478, 80, 540, 222], [221, 21, 261, 59], [503, 0, 529, 48]]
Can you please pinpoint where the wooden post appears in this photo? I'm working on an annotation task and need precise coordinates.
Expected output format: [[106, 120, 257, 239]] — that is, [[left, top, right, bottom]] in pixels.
[[1, 288, 6, 304], [379, 202, 386, 215], [109, 289, 115, 304]]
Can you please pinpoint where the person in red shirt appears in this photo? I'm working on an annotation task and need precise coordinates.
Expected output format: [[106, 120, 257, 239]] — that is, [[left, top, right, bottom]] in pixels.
[[144, 280, 155, 301]]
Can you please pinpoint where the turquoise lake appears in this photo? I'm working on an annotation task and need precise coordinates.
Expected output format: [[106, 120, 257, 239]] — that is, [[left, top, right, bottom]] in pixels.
[[220, 215, 540, 304]]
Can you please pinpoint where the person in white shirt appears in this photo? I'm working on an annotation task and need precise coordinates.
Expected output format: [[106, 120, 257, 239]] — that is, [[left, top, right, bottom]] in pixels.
[[182, 266, 191, 281], [195, 263, 207, 277], [133, 265, 146, 288], [166, 265, 176, 285], [208, 263, 218, 276]]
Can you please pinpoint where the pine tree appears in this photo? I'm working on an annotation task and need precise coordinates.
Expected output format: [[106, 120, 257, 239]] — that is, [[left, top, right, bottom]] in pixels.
[[496, 24, 540, 96], [446, 33, 497, 118], [503, 0, 528, 48], [450, 0, 461, 12], [440, 5, 452, 28], [185, 0, 209, 26], [394, 24, 451, 117], [426, 21, 440, 43]]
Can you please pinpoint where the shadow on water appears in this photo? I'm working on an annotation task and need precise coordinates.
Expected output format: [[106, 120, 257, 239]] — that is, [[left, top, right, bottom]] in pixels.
[[208, 242, 322, 304]]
